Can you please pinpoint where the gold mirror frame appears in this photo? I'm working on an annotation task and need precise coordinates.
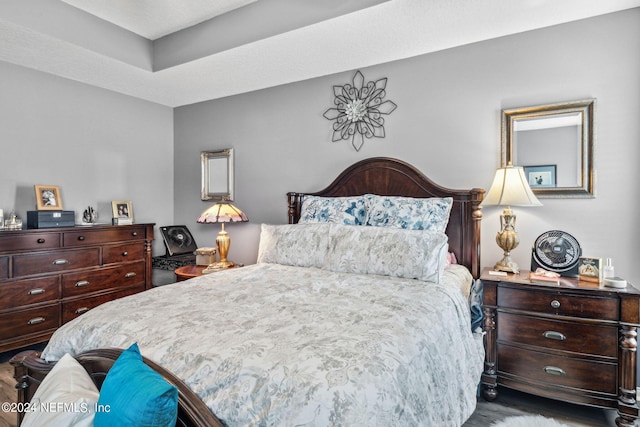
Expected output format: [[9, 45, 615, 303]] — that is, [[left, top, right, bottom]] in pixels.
[[501, 99, 595, 198], [201, 148, 234, 201]]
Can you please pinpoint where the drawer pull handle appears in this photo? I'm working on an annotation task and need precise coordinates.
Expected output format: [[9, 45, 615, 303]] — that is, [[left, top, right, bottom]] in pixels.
[[27, 317, 45, 325], [550, 300, 561, 309], [28, 288, 45, 295], [78, 236, 85, 241], [544, 366, 566, 376], [53, 259, 69, 265], [75, 307, 89, 315], [125, 272, 136, 278], [132, 232, 138, 236], [37, 238, 45, 244], [543, 331, 566, 341], [122, 251, 128, 256], [75, 280, 90, 287]]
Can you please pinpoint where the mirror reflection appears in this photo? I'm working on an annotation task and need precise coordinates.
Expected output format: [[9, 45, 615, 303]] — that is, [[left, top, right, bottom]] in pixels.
[[501, 99, 595, 198], [201, 148, 234, 201]]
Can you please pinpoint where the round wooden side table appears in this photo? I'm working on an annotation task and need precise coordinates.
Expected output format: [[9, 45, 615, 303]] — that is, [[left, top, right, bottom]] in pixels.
[[174, 264, 243, 282]]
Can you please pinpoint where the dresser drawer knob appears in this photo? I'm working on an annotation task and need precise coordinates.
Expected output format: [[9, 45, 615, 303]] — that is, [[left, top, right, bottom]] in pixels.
[[75, 280, 90, 288], [543, 331, 566, 341], [544, 366, 566, 376], [53, 259, 69, 265], [27, 317, 45, 325], [122, 251, 128, 256], [37, 238, 46, 244], [131, 232, 138, 236], [550, 300, 561, 309], [27, 288, 45, 295], [125, 272, 137, 278], [78, 236, 85, 241], [75, 307, 89, 315]]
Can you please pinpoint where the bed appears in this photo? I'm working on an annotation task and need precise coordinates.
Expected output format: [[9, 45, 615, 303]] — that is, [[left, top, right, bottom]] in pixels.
[[11, 157, 485, 427]]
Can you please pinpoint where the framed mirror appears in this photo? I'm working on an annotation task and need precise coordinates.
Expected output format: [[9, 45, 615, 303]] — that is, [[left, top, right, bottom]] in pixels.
[[501, 99, 595, 198], [201, 148, 234, 201]]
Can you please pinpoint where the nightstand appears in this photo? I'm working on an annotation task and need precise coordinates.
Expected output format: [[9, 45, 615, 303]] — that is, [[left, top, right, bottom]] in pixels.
[[174, 264, 243, 282], [480, 268, 640, 427]]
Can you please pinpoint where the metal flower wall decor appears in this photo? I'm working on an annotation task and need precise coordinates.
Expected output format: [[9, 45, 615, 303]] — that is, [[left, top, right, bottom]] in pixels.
[[323, 70, 397, 151]]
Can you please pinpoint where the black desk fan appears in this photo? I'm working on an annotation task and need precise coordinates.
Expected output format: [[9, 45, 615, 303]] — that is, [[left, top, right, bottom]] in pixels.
[[531, 230, 582, 277]]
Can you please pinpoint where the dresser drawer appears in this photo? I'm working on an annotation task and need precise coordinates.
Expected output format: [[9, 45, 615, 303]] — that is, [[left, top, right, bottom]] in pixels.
[[0, 304, 60, 340], [62, 285, 144, 323], [62, 261, 145, 297], [498, 344, 617, 395], [13, 248, 100, 277], [498, 312, 618, 358], [0, 276, 60, 311], [0, 256, 7, 279], [63, 226, 146, 247], [498, 286, 619, 321], [102, 242, 145, 265], [0, 232, 60, 253]]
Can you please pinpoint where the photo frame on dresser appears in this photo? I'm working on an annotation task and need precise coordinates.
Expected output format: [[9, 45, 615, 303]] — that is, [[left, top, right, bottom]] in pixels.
[[111, 200, 133, 225], [34, 185, 63, 210]]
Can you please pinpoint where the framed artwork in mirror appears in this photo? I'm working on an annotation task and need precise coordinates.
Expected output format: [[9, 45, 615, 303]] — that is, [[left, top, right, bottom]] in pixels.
[[34, 185, 63, 210], [501, 99, 595, 198], [201, 148, 234, 202]]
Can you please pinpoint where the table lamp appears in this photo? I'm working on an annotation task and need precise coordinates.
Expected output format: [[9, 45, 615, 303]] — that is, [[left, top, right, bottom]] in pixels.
[[197, 202, 248, 271], [481, 163, 542, 273]]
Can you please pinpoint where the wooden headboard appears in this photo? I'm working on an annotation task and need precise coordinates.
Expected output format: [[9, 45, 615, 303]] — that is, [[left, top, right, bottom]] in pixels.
[[287, 157, 484, 278]]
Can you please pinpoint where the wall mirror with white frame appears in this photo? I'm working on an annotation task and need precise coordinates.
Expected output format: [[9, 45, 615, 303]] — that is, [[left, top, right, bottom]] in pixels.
[[501, 99, 595, 198]]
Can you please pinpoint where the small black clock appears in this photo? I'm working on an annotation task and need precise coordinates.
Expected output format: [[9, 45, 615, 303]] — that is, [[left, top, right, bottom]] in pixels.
[[531, 230, 582, 277]]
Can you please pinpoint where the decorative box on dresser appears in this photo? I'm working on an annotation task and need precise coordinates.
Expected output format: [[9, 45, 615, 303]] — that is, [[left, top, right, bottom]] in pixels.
[[480, 268, 640, 427], [0, 223, 154, 353]]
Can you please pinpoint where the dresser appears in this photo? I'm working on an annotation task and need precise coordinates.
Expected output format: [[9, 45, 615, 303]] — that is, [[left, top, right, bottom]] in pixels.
[[0, 224, 154, 352], [480, 268, 640, 427]]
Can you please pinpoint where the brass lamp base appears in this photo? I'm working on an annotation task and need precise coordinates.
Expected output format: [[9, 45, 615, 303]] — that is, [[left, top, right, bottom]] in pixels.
[[201, 222, 236, 274], [202, 260, 235, 274], [494, 206, 520, 274]]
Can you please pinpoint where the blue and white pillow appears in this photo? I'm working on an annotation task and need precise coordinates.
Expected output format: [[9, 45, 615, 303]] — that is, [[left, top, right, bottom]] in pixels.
[[364, 194, 453, 233], [298, 195, 366, 225]]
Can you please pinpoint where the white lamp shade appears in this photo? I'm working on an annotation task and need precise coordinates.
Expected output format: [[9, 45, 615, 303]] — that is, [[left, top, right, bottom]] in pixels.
[[197, 203, 248, 223], [481, 165, 542, 207]]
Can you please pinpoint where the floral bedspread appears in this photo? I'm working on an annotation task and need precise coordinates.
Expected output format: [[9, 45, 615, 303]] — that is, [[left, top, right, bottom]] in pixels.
[[42, 263, 483, 426]]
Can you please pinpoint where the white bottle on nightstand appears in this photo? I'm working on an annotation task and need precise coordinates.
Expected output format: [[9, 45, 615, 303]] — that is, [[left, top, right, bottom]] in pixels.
[[603, 258, 615, 279]]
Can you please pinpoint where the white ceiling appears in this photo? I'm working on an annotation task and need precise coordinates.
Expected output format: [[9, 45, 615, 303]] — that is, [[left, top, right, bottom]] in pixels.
[[1, 0, 639, 107]]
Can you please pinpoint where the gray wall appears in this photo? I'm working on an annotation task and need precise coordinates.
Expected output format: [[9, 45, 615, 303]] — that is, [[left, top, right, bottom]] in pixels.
[[0, 61, 174, 255], [175, 9, 640, 284]]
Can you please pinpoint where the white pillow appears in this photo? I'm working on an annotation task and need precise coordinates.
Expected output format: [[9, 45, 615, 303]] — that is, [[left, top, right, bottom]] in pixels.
[[257, 223, 331, 268], [21, 353, 99, 427], [325, 224, 449, 283]]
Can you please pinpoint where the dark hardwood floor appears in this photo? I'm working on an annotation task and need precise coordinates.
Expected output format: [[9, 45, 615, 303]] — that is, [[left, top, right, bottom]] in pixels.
[[0, 344, 620, 427]]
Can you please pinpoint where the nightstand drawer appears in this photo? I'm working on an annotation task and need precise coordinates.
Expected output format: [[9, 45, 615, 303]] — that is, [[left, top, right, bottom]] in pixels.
[[498, 286, 619, 320], [498, 344, 617, 395], [498, 312, 617, 358]]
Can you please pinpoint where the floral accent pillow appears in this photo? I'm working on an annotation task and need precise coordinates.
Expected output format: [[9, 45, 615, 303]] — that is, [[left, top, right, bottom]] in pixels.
[[298, 196, 366, 225], [257, 223, 330, 268], [364, 194, 453, 233], [325, 224, 449, 283]]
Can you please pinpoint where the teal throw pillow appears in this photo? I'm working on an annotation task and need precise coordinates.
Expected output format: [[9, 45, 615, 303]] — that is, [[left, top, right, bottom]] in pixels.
[[94, 343, 178, 427]]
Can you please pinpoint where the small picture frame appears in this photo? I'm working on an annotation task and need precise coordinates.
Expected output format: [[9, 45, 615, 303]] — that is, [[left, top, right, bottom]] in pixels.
[[111, 200, 134, 224], [524, 165, 557, 188], [34, 185, 63, 210]]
